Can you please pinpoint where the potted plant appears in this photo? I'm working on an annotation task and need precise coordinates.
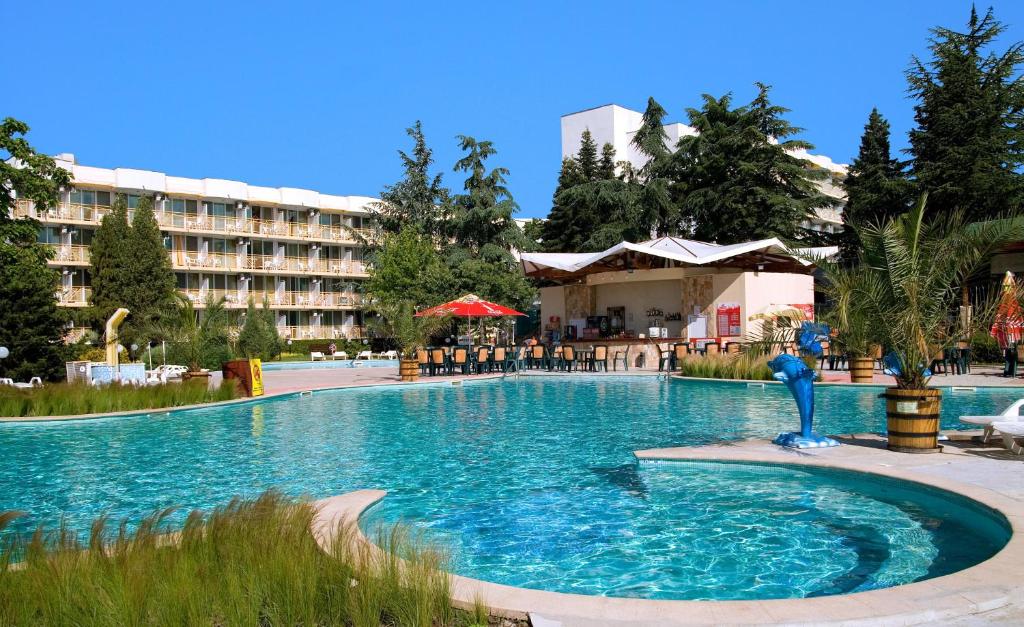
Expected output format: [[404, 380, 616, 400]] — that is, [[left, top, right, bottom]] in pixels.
[[144, 294, 232, 379], [817, 265, 878, 383], [367, 299, 450, 381], [852, 194, 1022, 452]]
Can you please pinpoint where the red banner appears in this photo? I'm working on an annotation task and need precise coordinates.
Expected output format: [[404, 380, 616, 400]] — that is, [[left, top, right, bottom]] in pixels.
[[716, 303, 742, 337]]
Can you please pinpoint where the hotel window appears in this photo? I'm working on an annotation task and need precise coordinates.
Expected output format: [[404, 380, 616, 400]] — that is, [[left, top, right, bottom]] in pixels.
[[208, 274, 237, 292], [208, 238, 230, 256], [70, 189, 112, 208], [207, 202, 230, 229], [70, 228, 94, 246], [37, 226, 61, 244], [175, 272, 200, 290], [125, 194, 141, 209], [284, 243, 307, 259], [184, 236, 200, 253], [69, 268, 90, 288], [283, 276, 309, 293], [253, 240, 275, 258], [167, 198, 198, 228]]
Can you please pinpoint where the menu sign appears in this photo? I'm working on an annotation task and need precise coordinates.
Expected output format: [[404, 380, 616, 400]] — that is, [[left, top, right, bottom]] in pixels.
[[790, 303, 815, 321], [716, 303, 742, 337]]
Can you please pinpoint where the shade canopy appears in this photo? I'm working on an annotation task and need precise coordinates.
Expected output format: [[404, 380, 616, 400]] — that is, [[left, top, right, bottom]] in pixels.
[[414, 294, 525, 318]]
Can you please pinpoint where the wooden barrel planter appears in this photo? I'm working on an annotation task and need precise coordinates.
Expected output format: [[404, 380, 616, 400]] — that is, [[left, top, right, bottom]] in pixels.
[[884, 388, 942, 453], [399, 359, 419, 382], [849, 357, 874, 384]]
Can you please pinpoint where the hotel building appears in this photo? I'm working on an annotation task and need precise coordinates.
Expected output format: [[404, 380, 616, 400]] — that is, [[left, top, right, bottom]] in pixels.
[[10, 154, 375, 341], [560, 104, 848, 235]]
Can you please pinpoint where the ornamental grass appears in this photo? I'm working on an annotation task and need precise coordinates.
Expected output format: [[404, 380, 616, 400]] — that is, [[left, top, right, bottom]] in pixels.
[[0, 491, 478, 627], [676, 353, 774, 381], [0, 380, 238, 418]]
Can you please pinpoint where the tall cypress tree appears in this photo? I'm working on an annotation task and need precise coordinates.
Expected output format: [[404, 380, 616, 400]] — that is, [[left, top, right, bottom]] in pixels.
[[88, 195, 133, 326], [126, 196, 176, 330], [576, 129, 600, 181], [839, 109, 911, 262], [907, 7, 1024, 220], [631, 97, 676, 236]]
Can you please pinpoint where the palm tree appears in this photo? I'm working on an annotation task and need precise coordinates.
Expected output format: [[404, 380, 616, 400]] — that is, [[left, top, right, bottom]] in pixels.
[[367, 299, 450, 360], [143, 294, 232, 374], [854, 193, 1023, 389]]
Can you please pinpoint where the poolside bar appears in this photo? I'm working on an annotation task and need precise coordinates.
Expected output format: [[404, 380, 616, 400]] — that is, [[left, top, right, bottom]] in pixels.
[[521, 237, 822, 367]]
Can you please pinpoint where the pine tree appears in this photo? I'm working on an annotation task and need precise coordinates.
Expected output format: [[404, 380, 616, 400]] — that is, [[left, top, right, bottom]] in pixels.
[[629, 97, 677, 236], [0, 118, 71, 381], [670, 84, 831, 244], [631, 97, 671, 174], [577, 129, 600, 181], [541, 157, 589, 251], [598, 143, 617, 179], [839, 108, 912, 262], [370, 121, 450, 238], [88, 194, 133, 326], [125, 196, 176, 331], [907, 7, 1024, 220], [237, 297, 282, 360]]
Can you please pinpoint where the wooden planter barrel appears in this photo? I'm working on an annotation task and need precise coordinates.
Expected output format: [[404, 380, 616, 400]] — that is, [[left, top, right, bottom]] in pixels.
[[849, 357, 874, 384], [399, 359, 419, 382], [884, 388, 942, 453]]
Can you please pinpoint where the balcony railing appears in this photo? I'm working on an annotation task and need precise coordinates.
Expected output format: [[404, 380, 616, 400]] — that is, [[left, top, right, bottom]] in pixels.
[[172, 253, 368, 276], [14, 199, 373, 244], [275, 325, 367, 340], [55, 286, 90, 306], [180, 289, 362, 309], [46, 244, 90, 264]]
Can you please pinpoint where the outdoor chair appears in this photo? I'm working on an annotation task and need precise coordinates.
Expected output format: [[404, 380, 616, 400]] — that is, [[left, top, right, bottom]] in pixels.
[[725, 342, 742, 354], [492, 346, 511, 372], [673, 342, 689, 367], [416, 348, 430, 376], [429, 348, 450, 376], [527, 344, 549, 370], [612, 345, 629, 371], [704, 343, 721, 356], [589, 345, 609, 372], [558, 345, 578, 371], [961, 398, 1024, 444], [928, 345, 949, 375], [819, 341, 831, 369], [474, 346, 491, 374], [451, 346, 470, 375], [658, 345, 674, 371]]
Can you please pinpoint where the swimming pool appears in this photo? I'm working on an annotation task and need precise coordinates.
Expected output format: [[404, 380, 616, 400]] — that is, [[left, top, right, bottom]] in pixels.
[[0, 377, 1015, 600], [261, 359, 397, 371]]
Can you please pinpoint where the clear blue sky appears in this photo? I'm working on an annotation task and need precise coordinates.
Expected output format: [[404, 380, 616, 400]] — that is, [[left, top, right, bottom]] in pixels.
[[7, 1, 1024, 217]]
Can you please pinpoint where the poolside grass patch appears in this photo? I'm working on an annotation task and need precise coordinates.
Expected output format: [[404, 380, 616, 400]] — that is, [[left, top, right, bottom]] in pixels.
[[676, 353, 774, 381], [0, 491, 490, 626], [0, 380, 239, 418]]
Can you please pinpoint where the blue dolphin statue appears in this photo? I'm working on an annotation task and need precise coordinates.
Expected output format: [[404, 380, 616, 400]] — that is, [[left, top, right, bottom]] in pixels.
[[768, 353, 839, 448]]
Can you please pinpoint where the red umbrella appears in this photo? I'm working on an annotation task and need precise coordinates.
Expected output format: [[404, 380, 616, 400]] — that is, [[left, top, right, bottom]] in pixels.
[[415, 294, 525, 350], [991, 271, 1023, 349]]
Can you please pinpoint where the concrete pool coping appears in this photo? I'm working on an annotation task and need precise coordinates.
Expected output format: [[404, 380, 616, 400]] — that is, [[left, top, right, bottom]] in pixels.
[[312, 441, 1024, 626]]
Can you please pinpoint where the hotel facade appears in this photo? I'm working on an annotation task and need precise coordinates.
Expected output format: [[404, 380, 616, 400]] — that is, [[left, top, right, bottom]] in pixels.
[[10, 154, 375, 341]]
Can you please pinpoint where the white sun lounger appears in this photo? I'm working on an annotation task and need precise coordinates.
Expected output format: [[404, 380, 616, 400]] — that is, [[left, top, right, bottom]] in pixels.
[[382, 350, 398, 360], [960, 398, 1024, 443], [311, 351, 325, 361], [355, 350, 373, 360], [991, 421, 1024, 454]]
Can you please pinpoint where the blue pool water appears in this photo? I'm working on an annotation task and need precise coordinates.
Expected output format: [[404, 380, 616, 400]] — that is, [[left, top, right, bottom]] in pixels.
[[0, 377, 1014, 600], [261, 359, 397, 371]]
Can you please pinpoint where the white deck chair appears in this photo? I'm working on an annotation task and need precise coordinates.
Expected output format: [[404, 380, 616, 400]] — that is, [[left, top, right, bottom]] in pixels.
[[382, 350, 398, 360], [355, 350, 372, 360], [991, 421, 1024, 454], [960, 398, 1024, 443], [310, 351, 325, 362], [0, 378, 13, 386]]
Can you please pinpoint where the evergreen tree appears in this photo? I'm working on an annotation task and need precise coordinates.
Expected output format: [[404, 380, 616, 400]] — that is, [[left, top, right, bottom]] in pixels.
[[369, 121, 450, 239], [576, 129, 600, 181], [670, 84, 831, 244], [541, 157, 590, 251], [839, 108, 912, 262], [449, 135, 524, 253], [0, 118, 71, 381], [88, 195, 134, 326], [631, 97, 671, 175], [125, 196, 176, 331], [907, 7, 1024, 220], [599, 143, 617, 180], [364, 226, 452, 307], [628, 97, 677, 236], [237, 297, 282, 360]]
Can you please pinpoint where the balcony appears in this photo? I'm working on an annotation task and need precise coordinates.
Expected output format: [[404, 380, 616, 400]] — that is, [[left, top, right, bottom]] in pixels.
[[170, 253, 368, 277], [275, 325, 367, 340], [45, 244, 90, 265], [180, 289, 362, 310], [14, 199, 373, 245], [56, 286, 90, 307]]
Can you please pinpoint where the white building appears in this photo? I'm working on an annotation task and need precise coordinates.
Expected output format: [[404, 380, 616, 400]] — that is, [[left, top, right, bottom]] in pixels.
[[10, 154, 376, 341], [560, 103, 847, 234]]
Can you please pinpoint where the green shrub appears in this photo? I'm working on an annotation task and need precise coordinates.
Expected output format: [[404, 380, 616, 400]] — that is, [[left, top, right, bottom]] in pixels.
[[676, 353, 774, 381], [0, 491, 468, 627], [0, 380, 239, 418], [970, 331, 1002, 363]]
